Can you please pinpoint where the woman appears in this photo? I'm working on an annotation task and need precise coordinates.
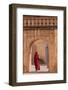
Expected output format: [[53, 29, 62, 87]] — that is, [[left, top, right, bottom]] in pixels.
[[34, 51, 40, 71]]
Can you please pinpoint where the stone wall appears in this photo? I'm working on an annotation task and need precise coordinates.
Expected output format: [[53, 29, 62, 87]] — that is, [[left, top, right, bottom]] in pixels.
[[23, 15, 57, 73]]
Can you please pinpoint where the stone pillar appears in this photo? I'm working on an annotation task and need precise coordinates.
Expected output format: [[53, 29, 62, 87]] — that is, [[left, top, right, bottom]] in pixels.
[[48, 30, 57, 72]]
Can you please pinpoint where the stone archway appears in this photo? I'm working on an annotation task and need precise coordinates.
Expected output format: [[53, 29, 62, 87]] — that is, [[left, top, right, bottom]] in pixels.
[[29, 39, 49, 72], [23, 30, 57, 73]]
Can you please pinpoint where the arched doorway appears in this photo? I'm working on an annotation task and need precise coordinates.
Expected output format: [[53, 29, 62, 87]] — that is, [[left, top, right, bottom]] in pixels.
[[29, 39, 49, 72]]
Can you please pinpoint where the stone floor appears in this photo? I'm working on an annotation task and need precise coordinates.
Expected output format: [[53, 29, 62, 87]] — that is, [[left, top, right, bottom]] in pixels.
[[30, 65, 49, 73]]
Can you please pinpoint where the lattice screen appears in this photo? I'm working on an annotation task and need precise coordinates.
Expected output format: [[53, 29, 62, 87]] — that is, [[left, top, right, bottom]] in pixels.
[[23, 15, 57, 29]]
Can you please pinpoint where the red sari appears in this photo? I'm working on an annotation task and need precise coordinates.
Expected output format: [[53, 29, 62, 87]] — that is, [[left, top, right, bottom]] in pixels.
[[34, 52, 40, 71]]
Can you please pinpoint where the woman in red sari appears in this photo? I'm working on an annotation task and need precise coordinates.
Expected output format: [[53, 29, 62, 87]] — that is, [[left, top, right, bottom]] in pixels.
[[34, 51, 40, 71]]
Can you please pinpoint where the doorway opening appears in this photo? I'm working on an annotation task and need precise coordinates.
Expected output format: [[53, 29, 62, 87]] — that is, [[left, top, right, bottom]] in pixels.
[[29, 39, 49, 73]]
